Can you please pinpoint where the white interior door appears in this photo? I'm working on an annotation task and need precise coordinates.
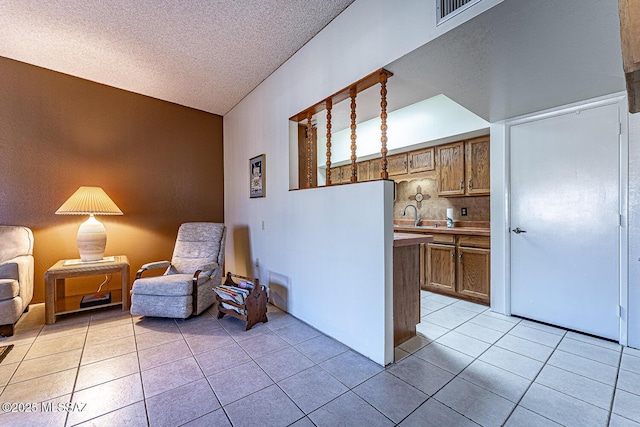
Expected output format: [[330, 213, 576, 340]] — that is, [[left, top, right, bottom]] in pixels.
[[509, 103, 620, 340]]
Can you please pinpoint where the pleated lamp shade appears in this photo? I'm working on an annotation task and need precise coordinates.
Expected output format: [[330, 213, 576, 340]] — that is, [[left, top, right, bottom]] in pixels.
[[55, 186, 123, 215], [56, 187, 123, 261]]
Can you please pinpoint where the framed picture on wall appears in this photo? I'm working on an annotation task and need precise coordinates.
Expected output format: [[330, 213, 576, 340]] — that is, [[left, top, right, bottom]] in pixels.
[[250, 154, 265, 198]]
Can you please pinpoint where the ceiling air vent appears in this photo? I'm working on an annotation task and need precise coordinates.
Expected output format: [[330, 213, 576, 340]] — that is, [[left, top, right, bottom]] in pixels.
[[437, 0, 481, 25]]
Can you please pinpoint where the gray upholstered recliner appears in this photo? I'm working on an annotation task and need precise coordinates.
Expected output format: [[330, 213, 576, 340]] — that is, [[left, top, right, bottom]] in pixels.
[[130, 222, 226, 318], [0, 226, 34, 336]]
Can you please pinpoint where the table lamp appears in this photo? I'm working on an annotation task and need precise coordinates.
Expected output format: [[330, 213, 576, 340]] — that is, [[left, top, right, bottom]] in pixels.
[[55, 186, 123, 262]]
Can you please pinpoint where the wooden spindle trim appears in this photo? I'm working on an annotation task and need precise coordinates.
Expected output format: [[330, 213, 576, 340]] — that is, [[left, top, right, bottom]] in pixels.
[[379, 72, 389, 179], [325, 98, 333, 185], [349, 86, 358, 183], [305, 112, 313, 188]]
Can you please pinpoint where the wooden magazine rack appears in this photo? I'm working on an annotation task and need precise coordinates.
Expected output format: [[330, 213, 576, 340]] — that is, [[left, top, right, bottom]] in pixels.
[[216, 272, 268, 331]]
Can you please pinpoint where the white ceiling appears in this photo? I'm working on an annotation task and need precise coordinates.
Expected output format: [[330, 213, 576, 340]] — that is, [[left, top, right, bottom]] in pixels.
[[0, 0, 627, 122], [384, 0, 626, 122], [324, 0, 626, 130], [0, 0, 354, 115]]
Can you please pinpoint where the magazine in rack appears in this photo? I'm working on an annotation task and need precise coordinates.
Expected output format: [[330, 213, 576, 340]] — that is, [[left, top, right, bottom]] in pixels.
[[215, 272, 268, 331]]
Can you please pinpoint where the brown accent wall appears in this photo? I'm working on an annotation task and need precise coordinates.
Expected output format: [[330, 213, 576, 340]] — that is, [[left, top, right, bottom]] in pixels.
[[0, 57, 224, 304]]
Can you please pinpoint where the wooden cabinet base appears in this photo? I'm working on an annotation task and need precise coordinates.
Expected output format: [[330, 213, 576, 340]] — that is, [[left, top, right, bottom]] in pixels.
[[423, 233, 490, 306], [421, 284, 489, 306], [393, 244, 421, 347]]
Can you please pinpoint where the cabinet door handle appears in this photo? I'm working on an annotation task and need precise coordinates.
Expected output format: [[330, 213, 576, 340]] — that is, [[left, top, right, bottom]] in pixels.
[[460, 179, 464, 190], [468, 179, 472, 190], [459, 253, 463, 264], [451, 250, 455, 262]]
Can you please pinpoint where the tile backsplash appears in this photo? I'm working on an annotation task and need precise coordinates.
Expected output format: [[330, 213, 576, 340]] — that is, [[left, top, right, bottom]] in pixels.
[[395, 176, 490, 223]]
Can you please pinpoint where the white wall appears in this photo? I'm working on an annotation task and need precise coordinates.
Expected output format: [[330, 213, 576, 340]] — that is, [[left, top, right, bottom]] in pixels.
[[223, 0, 502, 365], [286, 181, 394, 364], [629, 112, 640, 348], [489, 122, 508, 314]]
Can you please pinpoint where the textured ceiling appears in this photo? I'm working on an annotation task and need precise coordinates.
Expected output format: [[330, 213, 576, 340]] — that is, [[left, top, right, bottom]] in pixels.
[[0, 0, 354, 115], [0, 0, 626, 123]]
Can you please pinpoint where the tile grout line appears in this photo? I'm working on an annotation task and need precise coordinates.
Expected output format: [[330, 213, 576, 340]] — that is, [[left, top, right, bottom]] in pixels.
[[189, 309, 238, 426], [428, 307, 522, 425], [255, 330, 330, 426], [132, 313, 156, 427], [500, 328, 568, 425], [213, 309, 398, 425], [63, 319, 90, 427], [67, 312, 139, 427], [197, 308, 327, 424], [390, 303, 515, 426], [0, 324, 43, 398], [543, 349, 622, 387], [606, 348, 625, 426], [8, 299, 636, 426], [198, 308, 343, 426], [415, 296, 596, 425]]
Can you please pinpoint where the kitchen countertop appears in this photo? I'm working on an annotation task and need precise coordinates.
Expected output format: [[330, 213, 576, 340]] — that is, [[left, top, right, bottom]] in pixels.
[[393, 225, 490, 237], [393, 232, 434, 247]]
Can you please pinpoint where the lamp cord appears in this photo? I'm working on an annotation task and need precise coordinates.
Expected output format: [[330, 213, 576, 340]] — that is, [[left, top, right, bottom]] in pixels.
[[96, 274, 111, 294]]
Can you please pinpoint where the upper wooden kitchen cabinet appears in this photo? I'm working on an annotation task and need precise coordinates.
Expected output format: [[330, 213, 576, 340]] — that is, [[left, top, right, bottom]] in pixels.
[[357, 161, 370, 182], [465, 136, 490, 195], [327, 165, 352, 184], [408, 147, 435, 173], [436, 137, 490, 197], [369, 158, 383, 180], [436, 141, 465, 196], [341, 165, 353, 183], [324, 135, 488, 186], [328, 166, 341, 184], [387, 153, 408, 176]]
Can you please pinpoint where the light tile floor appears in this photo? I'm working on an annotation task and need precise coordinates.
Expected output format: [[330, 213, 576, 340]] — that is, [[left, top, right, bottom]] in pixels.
[[0, 291, 639, 426]]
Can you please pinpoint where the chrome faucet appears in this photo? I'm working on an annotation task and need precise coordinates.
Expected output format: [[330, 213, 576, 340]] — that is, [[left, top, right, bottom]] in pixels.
[[402, 204, 421, 227]]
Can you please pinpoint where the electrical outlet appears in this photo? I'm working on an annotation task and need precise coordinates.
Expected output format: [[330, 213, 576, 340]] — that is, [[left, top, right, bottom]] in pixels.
[[255, 258, 260, 267], [261, 220, 265, 230], [461, 207, 468, 216]]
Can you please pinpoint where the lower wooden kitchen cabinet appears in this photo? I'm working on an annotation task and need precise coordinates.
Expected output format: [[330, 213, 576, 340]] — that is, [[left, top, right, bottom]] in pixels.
[[422, 233, 490, 305]]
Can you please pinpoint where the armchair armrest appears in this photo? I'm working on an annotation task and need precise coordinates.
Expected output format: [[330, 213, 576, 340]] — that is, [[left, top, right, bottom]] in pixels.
[[0, 259, 19, 280], [135, 261, 171, 280], [193, 262, 219, 278], [0, 254, 34, 308], [192, 262, 219, 285]]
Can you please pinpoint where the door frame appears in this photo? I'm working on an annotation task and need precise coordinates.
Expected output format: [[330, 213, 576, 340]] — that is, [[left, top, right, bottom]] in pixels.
[[500, 93, 629, 345]]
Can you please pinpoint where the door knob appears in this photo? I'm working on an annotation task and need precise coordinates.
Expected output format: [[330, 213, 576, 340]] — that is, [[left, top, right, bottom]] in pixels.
[[512, 227, 527, 234]]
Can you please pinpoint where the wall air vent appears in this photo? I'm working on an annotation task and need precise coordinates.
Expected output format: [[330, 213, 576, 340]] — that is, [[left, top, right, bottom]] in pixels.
[[437, 0, 481, 25]]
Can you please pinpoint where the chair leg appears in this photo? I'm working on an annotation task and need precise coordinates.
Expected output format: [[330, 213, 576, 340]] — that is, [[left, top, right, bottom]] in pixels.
[[0, 324, 14, 337]]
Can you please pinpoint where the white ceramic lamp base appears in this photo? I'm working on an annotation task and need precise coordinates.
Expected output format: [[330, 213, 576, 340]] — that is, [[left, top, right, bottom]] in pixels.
[[77, 215, 107, 262]]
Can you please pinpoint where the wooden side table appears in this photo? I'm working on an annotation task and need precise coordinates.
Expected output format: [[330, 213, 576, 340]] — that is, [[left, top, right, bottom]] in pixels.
[[44, 255, 130, 324]]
